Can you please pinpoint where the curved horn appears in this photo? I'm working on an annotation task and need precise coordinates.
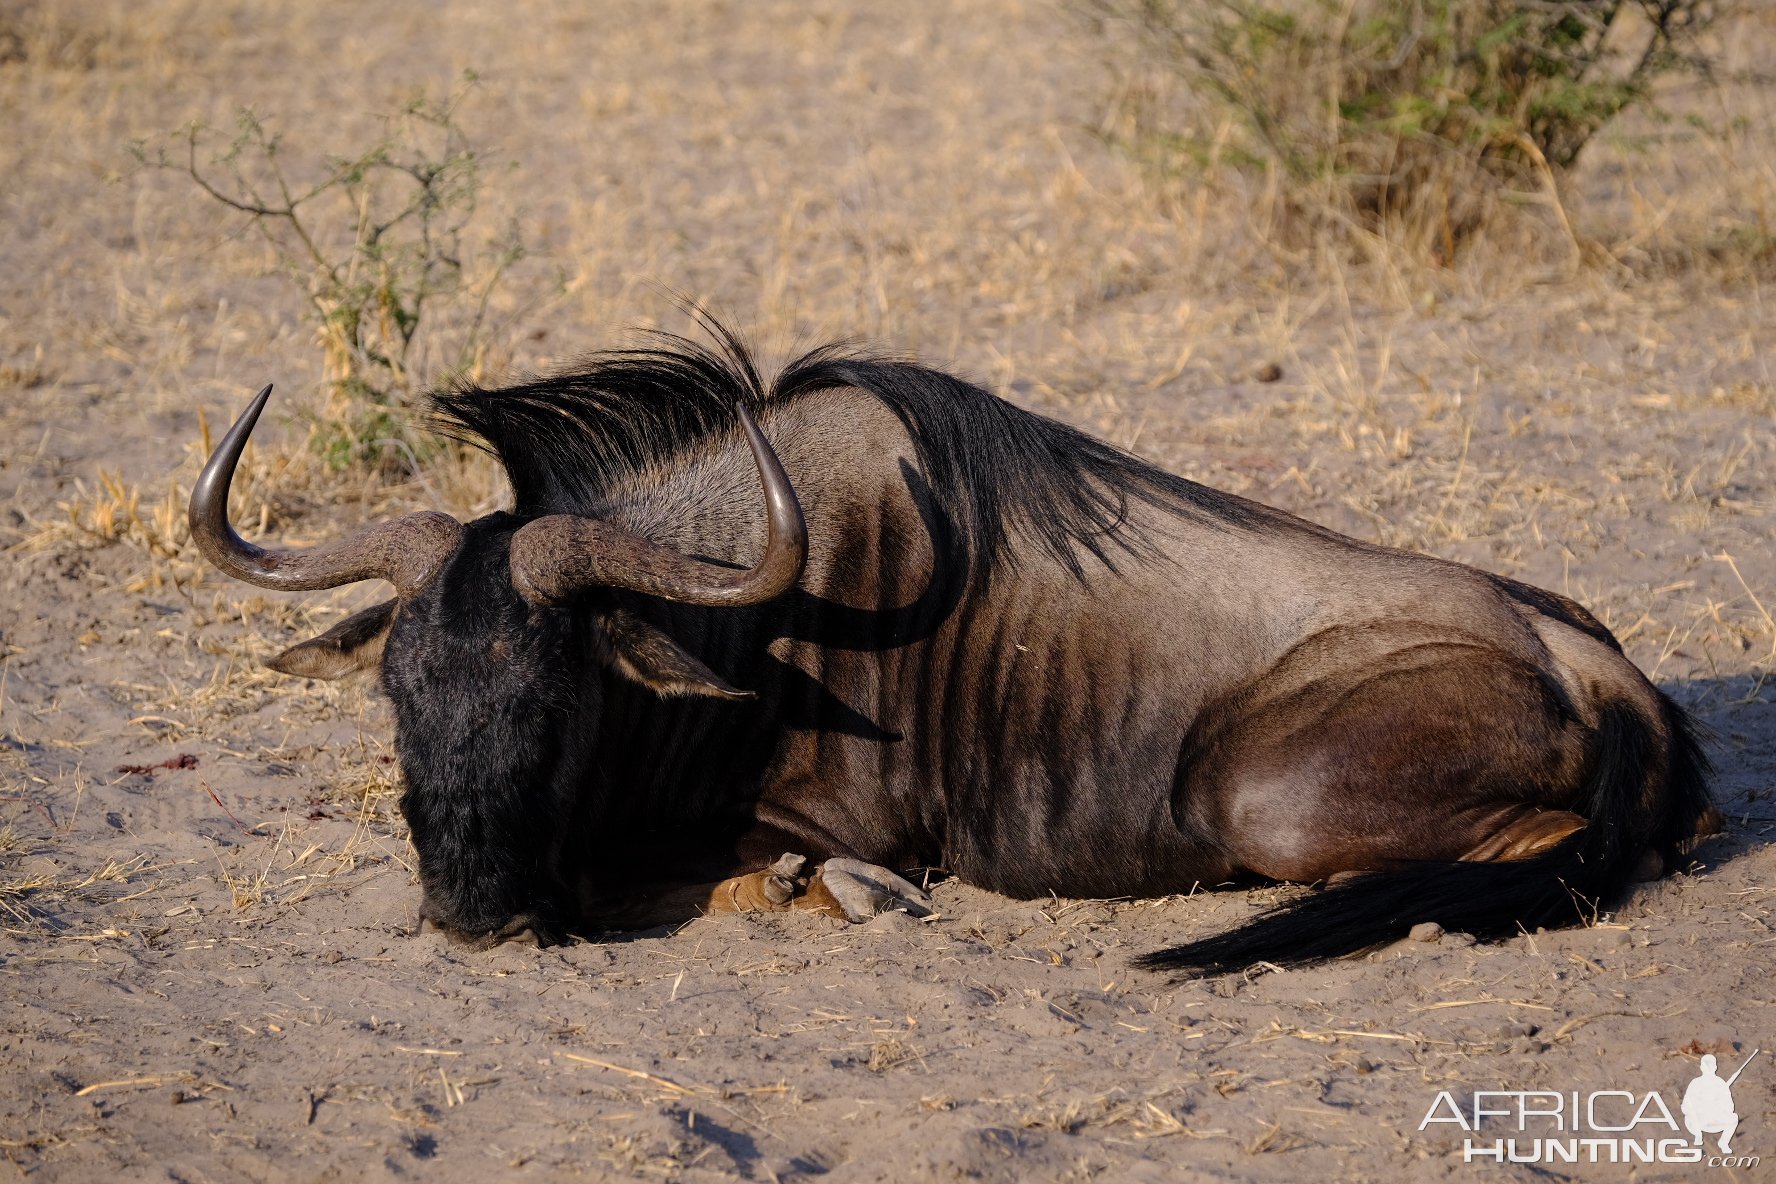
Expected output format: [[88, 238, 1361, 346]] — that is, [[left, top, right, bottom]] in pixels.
[[188, 384, 463, 594], [508, 403, 807, 607]]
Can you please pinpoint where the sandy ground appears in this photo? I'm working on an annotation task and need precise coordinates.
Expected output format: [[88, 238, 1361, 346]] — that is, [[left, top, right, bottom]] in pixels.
[[2, 1, 1774, 1180]]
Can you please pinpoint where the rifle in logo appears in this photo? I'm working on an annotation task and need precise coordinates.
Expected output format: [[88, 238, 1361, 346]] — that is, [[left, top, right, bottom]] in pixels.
[[1683, 1048, 1759, 1155]]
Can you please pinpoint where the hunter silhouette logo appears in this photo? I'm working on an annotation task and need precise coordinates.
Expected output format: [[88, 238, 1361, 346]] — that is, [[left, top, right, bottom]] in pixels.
[[1684, 1050, 1756, 1154], [1419, 1047, 1765, 1167]]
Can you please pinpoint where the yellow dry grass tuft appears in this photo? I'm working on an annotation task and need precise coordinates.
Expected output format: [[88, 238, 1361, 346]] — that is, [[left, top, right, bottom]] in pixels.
[[0, 851, 167, 930]]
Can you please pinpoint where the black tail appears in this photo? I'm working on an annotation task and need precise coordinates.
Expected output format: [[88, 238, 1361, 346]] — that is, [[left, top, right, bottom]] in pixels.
[[1138, 697, 1714, 976]]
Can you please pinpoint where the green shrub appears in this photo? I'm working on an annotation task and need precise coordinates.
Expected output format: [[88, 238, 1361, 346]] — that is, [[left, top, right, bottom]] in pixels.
[[1085, 0, 1719, 261], [136, 72, 529, 473]]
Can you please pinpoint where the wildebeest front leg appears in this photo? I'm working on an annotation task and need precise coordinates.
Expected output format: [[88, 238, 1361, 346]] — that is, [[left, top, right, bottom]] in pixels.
[[577, 853, 807, 929], [802, 858, 934, 921], [580, 853, 933, 929], [704, 853, 813, 913], [705, 854, 933, 920]]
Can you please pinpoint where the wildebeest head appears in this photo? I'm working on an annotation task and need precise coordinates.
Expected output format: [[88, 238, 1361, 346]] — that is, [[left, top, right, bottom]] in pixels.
[[188, 383, 806, 943]]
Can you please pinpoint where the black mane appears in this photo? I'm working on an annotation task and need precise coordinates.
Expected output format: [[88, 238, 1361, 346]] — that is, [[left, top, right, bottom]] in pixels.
[[432, 322, 1256, 578]]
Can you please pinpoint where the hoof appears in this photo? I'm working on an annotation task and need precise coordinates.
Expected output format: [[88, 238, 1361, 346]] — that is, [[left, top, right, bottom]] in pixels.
[[813, 858, 935, 922], [761, 853, 808, 906]]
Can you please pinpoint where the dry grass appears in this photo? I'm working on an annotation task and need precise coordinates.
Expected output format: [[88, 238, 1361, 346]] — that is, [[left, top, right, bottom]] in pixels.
[[2, 3, 1768, 396], [18, 397, 507, 571], [0, 5, 1769, 1179], [0, 850, 167, 931], [1017, 1088, 1214, 1140]]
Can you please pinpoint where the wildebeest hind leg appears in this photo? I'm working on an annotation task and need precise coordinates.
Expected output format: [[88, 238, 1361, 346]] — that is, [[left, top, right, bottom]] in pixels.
[[1461, 807, 1586, 862], [1459, 808, 1675, 882], [1320, 808, 1595, 887], [1187, 649, 1594, 884]]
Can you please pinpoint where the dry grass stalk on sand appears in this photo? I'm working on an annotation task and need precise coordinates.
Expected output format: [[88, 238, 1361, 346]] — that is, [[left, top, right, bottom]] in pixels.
[[0, 1, 1771, 1180]]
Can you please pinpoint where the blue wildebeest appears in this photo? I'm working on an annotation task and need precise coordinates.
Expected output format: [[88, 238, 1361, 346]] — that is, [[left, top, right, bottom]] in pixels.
[[188, 324, 1715, 974]]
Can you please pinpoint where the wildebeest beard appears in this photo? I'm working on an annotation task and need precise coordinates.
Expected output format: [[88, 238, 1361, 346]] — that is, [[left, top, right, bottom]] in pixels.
[[187, 316, 1717, 974]]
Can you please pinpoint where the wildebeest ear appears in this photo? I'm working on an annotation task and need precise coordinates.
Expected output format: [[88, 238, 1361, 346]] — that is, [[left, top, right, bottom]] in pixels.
[[267, 600, 396, 680], [597, 610, 753, 700]]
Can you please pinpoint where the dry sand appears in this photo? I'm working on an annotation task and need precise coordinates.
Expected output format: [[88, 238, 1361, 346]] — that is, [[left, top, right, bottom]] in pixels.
[[2, 1, 1773, 1179]]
